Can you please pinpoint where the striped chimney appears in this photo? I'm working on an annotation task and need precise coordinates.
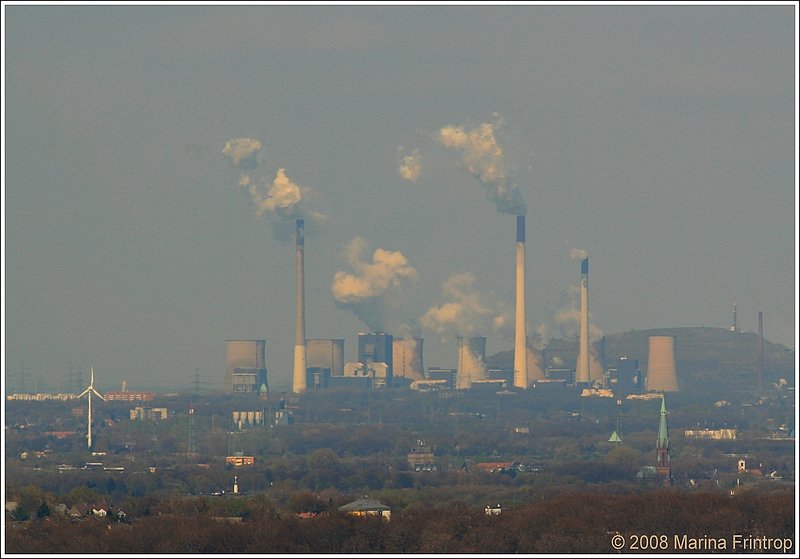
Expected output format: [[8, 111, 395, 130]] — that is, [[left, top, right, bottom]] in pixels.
[[292, 219, 307, 394], [513, 215, 528, 389], [575, 257, 591, 384]]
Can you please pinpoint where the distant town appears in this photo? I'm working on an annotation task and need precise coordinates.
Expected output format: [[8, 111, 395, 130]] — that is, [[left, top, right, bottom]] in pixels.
[[4, 325, 795, 553]]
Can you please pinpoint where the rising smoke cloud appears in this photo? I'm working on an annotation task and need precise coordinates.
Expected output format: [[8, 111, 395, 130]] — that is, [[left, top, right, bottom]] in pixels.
[[528, 248, 602, 360], [222, 137, 326, 241], [331, 237, 418, 332], [222, 137, 262, 169], [421, 272, 512, 342], [249, 168, 302, 218], [552, 284, 604, 342], [437, 121, 526, 215], [397, 148, 422, 183]]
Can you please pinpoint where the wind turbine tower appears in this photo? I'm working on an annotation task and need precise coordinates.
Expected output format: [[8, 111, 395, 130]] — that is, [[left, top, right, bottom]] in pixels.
[[77, 367, 105, 450]]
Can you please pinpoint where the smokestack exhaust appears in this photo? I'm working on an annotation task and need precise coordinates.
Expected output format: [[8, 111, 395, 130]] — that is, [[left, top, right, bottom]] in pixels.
[[292, 218, 307, 394], [576, 257, 590, 384], [457, 336, 487, 389], [513, 215, 528, 389]]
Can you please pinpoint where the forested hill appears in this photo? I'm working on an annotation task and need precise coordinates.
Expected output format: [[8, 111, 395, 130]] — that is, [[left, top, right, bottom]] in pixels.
[[487, 326, 795, 394]]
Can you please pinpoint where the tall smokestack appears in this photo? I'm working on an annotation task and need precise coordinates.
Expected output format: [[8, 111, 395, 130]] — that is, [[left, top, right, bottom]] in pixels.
[[292, 219, 307, 394], [575, 257, 590, 384], [513, 215, 528, 389], [757, 311, 764, 393]]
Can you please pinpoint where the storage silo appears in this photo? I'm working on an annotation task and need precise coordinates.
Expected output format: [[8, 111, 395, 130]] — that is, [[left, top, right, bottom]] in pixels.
[[457, 336, 487, 389], [392, 338, 425, 381], [646, 335, 679, 392]]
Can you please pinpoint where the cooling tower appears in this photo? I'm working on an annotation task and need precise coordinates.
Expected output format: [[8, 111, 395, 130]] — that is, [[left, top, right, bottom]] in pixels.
[[513, 216, 528, 389], [392, 337, 425, 381], [457, 336, 487, 390], [225, 340, 266, 392], [526, 338, 546, 381], [646, 336, 679, 392], [292, 219, 307, 394], [306, 339, 345, 377]]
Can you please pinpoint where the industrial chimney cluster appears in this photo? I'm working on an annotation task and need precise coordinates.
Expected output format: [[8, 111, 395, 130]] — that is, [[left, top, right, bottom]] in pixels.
[[221, 209, 767, 398]]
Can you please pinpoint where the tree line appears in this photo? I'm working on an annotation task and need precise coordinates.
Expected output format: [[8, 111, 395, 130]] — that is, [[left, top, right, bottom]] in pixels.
[[5, 489, 794, 554]]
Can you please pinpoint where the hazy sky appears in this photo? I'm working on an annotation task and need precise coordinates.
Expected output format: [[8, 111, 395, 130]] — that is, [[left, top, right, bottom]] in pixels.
[[3, 2, 797, 393]]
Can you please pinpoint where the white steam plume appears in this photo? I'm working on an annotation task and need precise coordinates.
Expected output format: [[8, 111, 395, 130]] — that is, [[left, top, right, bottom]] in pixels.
[[398, 148, 422, 183], [421, 272, 512, 342], [222, 137, 327, 241], [222, 137, 262, 170], [553, 284, 604, 342], [249, 168, 302, 218], [331, 237, 418, 331], [437, 121, 526, 215]]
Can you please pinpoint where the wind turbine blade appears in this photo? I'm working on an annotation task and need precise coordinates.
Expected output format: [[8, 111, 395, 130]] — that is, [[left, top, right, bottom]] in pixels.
[[77, 388, 90, 398], [91, 389, 105, 401]]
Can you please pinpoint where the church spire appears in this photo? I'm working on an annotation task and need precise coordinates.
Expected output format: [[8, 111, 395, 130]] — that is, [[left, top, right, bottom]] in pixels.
[[656, 393, 672, 486]]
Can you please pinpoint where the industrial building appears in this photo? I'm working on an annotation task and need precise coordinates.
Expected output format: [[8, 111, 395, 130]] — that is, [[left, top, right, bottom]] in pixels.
[[608, 356, 643, 394], [231, 410, 266, 430], [306, 367, 331, 390], [684, 428, 737, 440], [338, 498, 391, 520], [407, 440, 437, 471], [105, 390, 155, 402], [358, 332, 393, 380], [225, 452, 255, 467], [427, 367, 456, 388], [341, 361, 390, 388], [129, 406, 168, 421]]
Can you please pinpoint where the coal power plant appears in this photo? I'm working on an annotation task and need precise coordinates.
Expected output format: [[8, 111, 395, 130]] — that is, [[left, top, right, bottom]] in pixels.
[[219, 197, 777, 399]]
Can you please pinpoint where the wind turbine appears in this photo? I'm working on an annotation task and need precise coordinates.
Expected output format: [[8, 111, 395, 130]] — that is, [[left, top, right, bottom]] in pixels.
[[77, 367, 105, 449]]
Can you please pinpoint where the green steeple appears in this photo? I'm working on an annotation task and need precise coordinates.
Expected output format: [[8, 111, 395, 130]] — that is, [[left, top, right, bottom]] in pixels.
[[657, 394, 669, 449]]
